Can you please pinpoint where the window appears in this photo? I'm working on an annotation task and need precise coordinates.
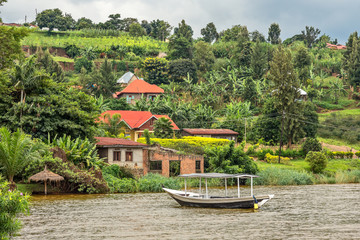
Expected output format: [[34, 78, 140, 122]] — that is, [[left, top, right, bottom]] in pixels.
[[126, 95, 134, 103], [125, 152, 133, 161], [196, 160, 201, 173], [148, 95, 156, 101], [113, 151, 121, 161], [150, 161, 162, 171]]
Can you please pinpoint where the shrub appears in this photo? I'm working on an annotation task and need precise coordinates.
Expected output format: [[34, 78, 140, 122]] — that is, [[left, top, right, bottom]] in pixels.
[[275, 149, 305, 159], [64, 44, 80, 58], [102, 164, 134, 179], [327, 151, 354, 159], [302, 138, 322, 154], [74, 56, 93, 73], [138, 173, 180, 192], [137, 136, 230, 155], [0, 177, 30, 239], [254, 167, 313, 185], [355, 152, 360, 158], [168, 59, 197, 83], [305, 151, 328, 173], [265, 153, 290, 165], [256, 149, 274, 160]]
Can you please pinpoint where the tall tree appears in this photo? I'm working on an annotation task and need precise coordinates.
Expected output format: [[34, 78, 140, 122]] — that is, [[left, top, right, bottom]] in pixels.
[[193, 41, 215, 74], [0, 26, 29, 70], [76, 17, 93, 30], [129, 22, 145, 37], [268, 46, 303, 148], [250, 30, 266, 42], [250, 40, 268, 80], [141, 20, 152, 35], [104, 13, 122, 30], [90, 58, 118, 97], [122, 17, 139, 32], [36, 9, 73, 32], [201, 22, 219, 43], [344, 32, 360, 89], [268, 23, 281, 44], [150, 19, 172, 41], [168, 20, 194, 59], [294, 46, 311, 83], [301, 26, 321, 48]]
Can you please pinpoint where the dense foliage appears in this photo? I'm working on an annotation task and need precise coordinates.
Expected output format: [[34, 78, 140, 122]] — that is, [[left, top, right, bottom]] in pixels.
[[305, 151, 328, 173], [0, 177, 29, 240]]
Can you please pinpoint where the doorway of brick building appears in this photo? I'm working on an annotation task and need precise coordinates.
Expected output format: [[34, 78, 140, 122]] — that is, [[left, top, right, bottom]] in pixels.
[[169, 160, 180, 177]]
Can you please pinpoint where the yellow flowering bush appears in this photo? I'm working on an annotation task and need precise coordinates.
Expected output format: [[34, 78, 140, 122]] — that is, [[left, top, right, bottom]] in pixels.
[[265, 153, 290, 165]]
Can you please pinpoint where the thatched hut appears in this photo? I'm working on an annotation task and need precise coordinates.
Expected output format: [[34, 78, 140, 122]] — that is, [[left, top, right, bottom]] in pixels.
[[28, 166, 64, 194]]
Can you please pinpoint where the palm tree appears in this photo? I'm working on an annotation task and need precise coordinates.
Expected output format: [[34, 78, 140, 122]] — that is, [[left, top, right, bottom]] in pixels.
[[101, 113, 124, 136], [154, 117, 174, 138], [0, 127, 42, 186], [8, 56, 47, 124]]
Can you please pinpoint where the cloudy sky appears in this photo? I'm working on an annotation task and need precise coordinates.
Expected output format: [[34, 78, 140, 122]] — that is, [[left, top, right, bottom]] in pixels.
[[1, 0, 359, 44]]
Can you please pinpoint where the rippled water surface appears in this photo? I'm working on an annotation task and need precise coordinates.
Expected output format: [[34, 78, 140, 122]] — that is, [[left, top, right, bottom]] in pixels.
[[16, 184, 360, 239]]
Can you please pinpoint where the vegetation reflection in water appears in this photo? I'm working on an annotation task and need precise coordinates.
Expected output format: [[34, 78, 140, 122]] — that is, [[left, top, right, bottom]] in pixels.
[[16, 184, 360, 240]]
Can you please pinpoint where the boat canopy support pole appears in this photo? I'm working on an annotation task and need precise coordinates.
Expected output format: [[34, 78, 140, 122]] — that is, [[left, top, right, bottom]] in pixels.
[[225, 178, 227, 197], [237, 177, 240, 198], [199, 177, 201, 194], [185, 178, 187, 196], [250, 177, 253, 196], [205, 178, 208, 199]]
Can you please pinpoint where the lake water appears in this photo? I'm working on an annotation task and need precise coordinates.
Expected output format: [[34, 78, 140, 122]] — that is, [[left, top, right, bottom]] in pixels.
[[16, 184, 360, 240]]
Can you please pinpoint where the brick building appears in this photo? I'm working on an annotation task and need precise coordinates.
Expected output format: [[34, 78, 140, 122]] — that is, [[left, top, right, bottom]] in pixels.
[[145, 146, 204, 177], [95, 137, 203, 177]]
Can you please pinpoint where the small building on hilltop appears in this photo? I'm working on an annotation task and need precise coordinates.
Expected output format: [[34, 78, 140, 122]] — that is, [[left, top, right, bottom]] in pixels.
[[113, 79, 164, 104], [182, 128, 239, 142], [100, 110, 179, 141], [95, 137, 203, 177], [116, 71, 139, 85]]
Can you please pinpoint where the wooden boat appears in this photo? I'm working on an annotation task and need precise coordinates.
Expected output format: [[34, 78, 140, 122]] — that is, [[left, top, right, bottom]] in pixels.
[[163, 173, 274, 209]]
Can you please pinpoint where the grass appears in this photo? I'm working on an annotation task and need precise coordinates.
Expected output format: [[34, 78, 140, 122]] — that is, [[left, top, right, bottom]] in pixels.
[[318, 108, 360, 121], [256, 158, 360, 173], [318, 137, 360, 151], [53, 56, 74, 62]]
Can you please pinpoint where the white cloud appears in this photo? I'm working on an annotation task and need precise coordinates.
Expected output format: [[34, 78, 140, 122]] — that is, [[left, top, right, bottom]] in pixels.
[[1, 0, 359, 43]]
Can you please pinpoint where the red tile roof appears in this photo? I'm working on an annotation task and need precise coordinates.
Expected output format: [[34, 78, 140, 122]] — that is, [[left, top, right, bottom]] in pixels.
[[95, 137, 147, 147], [115, 79, 164, 97], [326, 43, 347, 50], [100, 110, 179, 130], [182, 128, 239, 135]]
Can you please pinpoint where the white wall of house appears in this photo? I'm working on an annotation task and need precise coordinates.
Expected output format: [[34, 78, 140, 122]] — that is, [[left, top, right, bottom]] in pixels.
[[107, 147, 144, 168]]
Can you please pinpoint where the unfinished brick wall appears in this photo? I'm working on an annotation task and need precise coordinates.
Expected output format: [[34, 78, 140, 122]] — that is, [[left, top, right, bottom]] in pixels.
[[144, 147, 204, 177]]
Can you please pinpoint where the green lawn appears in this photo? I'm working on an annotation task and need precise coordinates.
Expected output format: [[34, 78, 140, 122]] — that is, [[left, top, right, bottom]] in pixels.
[[318, 108, 360, 122], [53, 56, 74, 62], [256, 158, 360, 173]]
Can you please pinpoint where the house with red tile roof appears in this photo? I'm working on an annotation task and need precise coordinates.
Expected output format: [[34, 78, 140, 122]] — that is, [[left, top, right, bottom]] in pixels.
[[95, 137, 147, 175], [326, 43, 347, 50], [113, 79, 164, 104], [182, 128, 239, 142], [100, 110, 179, 141]]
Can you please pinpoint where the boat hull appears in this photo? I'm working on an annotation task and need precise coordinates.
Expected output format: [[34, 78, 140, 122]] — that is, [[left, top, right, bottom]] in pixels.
[[163, 188, 273, 209]]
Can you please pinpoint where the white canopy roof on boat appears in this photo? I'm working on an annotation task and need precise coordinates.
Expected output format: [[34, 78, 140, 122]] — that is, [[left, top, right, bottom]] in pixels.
[[178, 173, 259, 179]]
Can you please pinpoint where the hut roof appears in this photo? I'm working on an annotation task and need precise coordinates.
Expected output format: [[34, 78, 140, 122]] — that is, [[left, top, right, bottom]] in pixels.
[[29, 166, 64, 182]]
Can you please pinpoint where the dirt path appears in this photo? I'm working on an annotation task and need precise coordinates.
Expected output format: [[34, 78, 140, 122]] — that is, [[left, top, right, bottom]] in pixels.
[[321, 143, 358, 153]]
